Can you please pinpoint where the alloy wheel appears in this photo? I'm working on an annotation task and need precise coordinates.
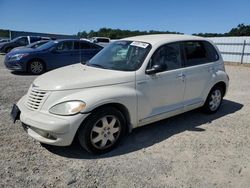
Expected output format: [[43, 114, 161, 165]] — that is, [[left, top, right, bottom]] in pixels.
[[209, 89, 222, 111], [30, 61, 44, 74], [90, 115, 121, 150]]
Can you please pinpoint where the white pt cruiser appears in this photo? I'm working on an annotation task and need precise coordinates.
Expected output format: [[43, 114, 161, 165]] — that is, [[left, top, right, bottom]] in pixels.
[[12, 34, 229, 154]]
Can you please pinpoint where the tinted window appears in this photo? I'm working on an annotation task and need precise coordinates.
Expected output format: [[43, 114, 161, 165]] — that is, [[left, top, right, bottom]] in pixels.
[[183, 41, 212, 66], [92, 44, 103, 50], [74, 41, 91, 49], [30, 37, 41, 43], [17, 37, 28, 45], [97, 38, 110, 43], [150, 43, 182, 71], [203, 41, 219, 62], [56, 41, 73, 51]]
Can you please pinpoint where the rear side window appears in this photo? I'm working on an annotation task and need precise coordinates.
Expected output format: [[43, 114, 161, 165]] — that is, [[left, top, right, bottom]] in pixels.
[[74, 41, 92, 49], [92, 44, 103, 50], [203, 41, 219, 62], [17, 37, 29, 45], [30, 37, 41, 43], [97, 38, 110, 43], [183, 41, 219, 67], [56, 41, 74, 51]]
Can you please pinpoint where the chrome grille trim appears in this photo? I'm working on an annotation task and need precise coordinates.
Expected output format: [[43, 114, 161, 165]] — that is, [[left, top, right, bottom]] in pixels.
[[26, 87, 49, 110]]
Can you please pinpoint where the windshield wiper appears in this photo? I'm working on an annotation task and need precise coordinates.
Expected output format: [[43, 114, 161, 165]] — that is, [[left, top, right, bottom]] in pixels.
[[87, 63, 107, 69]]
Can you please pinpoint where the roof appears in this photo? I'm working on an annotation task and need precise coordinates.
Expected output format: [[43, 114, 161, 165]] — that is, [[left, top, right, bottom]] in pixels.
[[123, 34, 205, 45], [55, 39, 82, 42]]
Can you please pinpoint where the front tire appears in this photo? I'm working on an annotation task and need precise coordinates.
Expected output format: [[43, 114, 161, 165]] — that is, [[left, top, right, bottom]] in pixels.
[[28, 60, 45, 75], [78, 107, 126, 154], [203, 86, 223, 114]]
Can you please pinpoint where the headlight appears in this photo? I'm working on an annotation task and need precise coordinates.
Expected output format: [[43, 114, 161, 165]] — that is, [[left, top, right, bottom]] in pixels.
[[49, 101, 86, 116], [9, 53, 29, 61]]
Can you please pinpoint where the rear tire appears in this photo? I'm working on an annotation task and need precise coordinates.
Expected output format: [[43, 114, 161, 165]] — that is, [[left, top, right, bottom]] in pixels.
[[28, 60, 45, 75], [203, 86, 223, 114], [78, 107, 126, 154]]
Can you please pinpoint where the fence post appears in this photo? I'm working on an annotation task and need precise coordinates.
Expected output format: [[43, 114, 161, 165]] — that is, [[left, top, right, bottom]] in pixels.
[[240, 40, 246, 64], [9, 30, 12, 40]]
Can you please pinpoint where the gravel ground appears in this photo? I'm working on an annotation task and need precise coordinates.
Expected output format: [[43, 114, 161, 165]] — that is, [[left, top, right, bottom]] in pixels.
[[0, 55, 249, 188]]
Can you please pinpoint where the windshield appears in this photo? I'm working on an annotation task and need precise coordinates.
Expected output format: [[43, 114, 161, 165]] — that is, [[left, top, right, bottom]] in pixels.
[[36, 40, 57, 50], [27, 41, 48, 48], [11, 37, 22, 42], [86, 40, 151, 71]]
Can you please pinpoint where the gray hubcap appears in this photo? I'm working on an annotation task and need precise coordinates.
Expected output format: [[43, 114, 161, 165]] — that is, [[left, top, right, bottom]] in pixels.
[[209, 89, 222, 111], [90, 115, 121, 149], [30, 61, 43, 74]]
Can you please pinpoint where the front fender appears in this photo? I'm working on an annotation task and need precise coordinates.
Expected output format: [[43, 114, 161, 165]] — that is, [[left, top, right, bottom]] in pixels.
[[42, 83, 138, 128]]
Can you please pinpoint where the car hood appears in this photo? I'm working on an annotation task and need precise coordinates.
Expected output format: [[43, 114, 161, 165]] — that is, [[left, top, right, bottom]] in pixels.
[[33, 63, 135, 91], [7, 48, 37, 56], [0, 42, 8, 48], [11, 46, 26, 52]]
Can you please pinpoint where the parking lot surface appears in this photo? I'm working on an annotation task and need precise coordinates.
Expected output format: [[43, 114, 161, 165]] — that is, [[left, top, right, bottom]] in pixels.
[[0, 55, 249, 188]]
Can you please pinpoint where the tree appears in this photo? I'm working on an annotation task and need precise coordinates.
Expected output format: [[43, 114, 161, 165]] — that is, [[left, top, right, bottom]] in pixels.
[[193, 24, 250, 37], [76, 27, 183, 39]]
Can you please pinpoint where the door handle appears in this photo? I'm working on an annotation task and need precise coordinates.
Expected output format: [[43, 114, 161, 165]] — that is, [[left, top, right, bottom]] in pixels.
[[137, 81, 147, 85], [176, 73, 185, 81], [208, 67, 215, 72], [176, 73, 185, 78]]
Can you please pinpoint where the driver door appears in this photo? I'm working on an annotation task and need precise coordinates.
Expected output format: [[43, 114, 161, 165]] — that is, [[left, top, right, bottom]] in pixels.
[[48, 41, 74, 69], [137, 42, 186, 126]]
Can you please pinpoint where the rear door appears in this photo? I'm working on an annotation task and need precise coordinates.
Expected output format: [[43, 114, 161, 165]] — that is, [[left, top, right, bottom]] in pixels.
[[181, 41, 219, 110]]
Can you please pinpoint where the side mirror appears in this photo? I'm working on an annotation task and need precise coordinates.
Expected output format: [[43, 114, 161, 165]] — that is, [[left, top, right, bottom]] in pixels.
[[145, 64, 167, 75]]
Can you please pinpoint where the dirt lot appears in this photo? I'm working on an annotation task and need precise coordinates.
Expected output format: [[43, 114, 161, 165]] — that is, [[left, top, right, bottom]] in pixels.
[[0, 55, 249, 188]]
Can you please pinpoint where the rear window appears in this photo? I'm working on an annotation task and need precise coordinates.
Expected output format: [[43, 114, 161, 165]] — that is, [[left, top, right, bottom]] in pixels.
[[97, 38, 110, 43], [74, 41, 92, 49], [30, 37, 41, 43], [183, 41, 219, 67]]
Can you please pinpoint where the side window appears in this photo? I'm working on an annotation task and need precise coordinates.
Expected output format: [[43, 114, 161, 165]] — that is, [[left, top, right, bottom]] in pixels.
[[97, 38, 109, 43], [92, 44, 103, 50], [183, 41, 210, 66], [30, 37, 40, 43], [56, 41, 73, 51], [150, 43, 182, 71], [74, 41, 92, 50], [202, 41, 219, 62], [74, 42, 80, 50], [80, 42, 91, 49], [17, 37, 28, 45]]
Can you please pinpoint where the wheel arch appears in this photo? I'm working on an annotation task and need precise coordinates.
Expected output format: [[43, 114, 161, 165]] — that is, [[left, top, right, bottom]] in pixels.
[[27, 58, 47, 72], [211, 81, 227, 97], [79, 102, 132, 134]]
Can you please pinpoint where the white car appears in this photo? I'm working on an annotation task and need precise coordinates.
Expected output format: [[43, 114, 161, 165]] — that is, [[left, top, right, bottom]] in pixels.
[[90, 37, 110, 47], [12, 34, 229, 154]]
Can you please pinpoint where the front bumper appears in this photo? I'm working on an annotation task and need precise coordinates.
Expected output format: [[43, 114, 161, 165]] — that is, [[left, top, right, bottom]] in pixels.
[[4, 58, 25, 71], [16, 96, 90, 146]]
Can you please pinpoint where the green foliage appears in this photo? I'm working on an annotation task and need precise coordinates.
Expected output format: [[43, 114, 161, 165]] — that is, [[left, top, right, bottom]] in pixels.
[[0, 29, 10, 38], [227, 24, 250, 36], [77, 28, 183, 39], [193, 24, 250, 37]]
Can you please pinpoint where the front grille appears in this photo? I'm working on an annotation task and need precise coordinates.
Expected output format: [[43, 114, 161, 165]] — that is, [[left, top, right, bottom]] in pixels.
[[26, 88, 49, 110]]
